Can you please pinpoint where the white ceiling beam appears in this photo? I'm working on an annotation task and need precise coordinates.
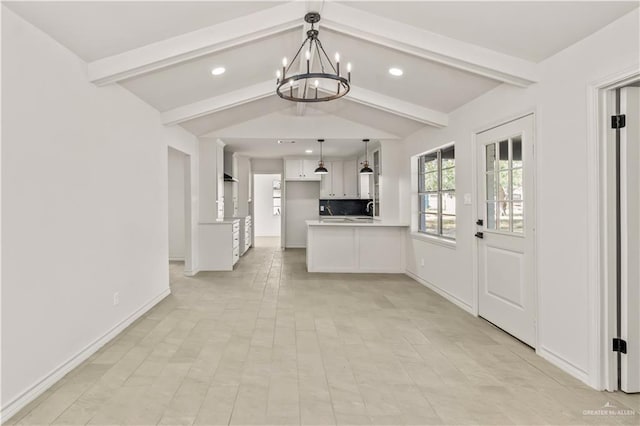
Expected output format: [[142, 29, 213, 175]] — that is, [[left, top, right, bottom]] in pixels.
[[321, 2, 538, 87], [163, 78, 448, 129], [344, 86, 448, 128], [88, 2, 306, 86], [161, 81, 274, 126]]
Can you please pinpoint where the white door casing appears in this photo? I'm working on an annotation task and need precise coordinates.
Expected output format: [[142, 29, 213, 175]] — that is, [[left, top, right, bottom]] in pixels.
[[620, 86, 639, 393], [476, 114, 536, 347]]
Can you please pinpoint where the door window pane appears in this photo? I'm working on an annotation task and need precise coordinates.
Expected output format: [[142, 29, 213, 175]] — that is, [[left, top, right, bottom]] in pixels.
[[487, 202, 497, 229], [512, 168, 523, 201], [512, 136, 522, 168], [498, 170, 510, 201], [486, 143, 496, 172], [499, 140, 509, 170], [513, 202, 524, 233], [498, 202, 510, 231], [486, 173, 496, 201]]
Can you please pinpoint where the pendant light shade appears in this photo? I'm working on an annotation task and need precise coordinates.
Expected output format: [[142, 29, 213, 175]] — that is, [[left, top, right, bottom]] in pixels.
[[360, 139, 374, 174], [315, 139, 328, 174]]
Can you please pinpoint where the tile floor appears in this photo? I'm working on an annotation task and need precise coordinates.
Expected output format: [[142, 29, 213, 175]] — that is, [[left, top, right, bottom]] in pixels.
[[7, 246, 639, 425]]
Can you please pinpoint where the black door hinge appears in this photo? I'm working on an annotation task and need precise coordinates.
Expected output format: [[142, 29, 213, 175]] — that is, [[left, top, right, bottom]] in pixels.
[[611, 114, 626, 129], [612, 338, 627, 354]]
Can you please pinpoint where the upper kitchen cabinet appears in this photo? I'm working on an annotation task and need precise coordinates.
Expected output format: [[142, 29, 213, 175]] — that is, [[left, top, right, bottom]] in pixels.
[[284, 159, 321, 181], [320, 160, 358, 199], [343, 159, 358, 198]]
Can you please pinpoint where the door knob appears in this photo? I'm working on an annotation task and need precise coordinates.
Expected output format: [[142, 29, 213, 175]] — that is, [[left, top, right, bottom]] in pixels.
[[476, 219, 483, 226], [475, 232, 484, 239]]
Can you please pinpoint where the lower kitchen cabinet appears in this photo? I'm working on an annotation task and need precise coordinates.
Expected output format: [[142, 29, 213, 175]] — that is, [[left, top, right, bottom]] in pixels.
[[240, 215, 252, 255], [198, 219, 241, 271]]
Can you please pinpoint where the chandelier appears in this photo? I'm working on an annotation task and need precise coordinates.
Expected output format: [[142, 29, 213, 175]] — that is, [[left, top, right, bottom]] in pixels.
[[276, 12, 351, 102]]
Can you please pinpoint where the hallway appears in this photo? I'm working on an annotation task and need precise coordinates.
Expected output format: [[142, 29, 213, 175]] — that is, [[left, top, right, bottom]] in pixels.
[[8, 247, 639, 425]]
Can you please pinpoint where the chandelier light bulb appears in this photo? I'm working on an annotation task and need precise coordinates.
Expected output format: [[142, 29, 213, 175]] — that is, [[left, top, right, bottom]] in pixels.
[[314, 80, 319, 88], [306, 50, 310, 60], [282, 57, 287, 67], [347, 63, 352, 72], [276, 70, 281, 78], [335, 53, 340, 63]]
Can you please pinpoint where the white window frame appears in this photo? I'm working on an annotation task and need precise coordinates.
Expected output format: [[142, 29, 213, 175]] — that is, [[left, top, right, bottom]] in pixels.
[[417, 144, 456, 240]]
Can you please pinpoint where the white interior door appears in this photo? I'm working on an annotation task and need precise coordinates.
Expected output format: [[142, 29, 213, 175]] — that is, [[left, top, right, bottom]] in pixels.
[[476, 115, 536, 347], [620, 86, 639, 393]]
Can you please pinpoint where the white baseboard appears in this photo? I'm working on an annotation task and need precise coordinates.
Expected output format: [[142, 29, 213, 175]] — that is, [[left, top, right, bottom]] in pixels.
[[0, 288, 171, 423], [405, 271, 474, 315], [169, 256, 185, 261], [285, 244, 306, 249], [537, 345, 590, 386]]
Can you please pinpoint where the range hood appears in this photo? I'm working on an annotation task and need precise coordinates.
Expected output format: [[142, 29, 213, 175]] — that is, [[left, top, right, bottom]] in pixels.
[[224, 173, 238, 182]]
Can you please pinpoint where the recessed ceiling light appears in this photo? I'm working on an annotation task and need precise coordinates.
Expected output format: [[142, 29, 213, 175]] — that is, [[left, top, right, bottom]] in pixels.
[[211, 67, 226, 76], [305, 149, 313, 154], [277, 140, 296, 144], [389, 67, 403, 77]]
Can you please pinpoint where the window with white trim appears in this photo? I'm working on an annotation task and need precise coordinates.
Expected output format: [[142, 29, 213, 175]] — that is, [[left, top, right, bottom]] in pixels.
[[418, 145, 455, 239]]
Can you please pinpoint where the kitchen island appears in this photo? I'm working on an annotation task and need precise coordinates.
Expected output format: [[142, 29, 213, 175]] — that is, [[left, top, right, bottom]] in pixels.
[[306, 219, 409, 273]]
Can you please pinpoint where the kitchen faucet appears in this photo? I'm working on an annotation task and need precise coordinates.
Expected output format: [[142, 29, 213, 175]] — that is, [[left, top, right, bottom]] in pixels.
[[366, 200, 374, 214]]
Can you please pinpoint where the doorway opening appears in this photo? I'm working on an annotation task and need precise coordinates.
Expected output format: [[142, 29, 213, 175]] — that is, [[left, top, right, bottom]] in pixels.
[[253, 173, 282, 247], [590, 69, 639, 393], [167, 147, 192, 275]]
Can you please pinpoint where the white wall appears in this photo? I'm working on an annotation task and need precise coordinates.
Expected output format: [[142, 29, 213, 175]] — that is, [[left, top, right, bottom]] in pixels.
[[168, 147, 185, 260], [401, 9, 640, 388], [285, 181, 320, 248], [1, 7, 198, 418], [251, 158, 283, 174], [254, 174, 281, 237]]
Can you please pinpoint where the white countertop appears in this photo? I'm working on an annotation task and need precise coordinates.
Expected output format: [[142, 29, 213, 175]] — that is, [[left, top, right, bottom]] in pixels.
[[306, 219, 409, 227]]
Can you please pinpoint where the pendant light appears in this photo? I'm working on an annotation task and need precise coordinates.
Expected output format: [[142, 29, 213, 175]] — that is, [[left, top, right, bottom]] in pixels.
[[314, 139, 328, 174], [360, 139, 374, 174]]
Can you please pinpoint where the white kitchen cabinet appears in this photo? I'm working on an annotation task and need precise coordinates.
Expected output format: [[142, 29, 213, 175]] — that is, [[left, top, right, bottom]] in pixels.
[[320, 160, 359, 199], [240, 215, 252, 255], [284, 159, 320, 181], [343, 159, 358, 198], [198, 219, 240, 271], [359, 174, 372, 199]]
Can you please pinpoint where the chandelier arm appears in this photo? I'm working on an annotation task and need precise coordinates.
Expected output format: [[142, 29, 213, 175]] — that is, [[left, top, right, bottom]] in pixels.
[[315, 38, 337, 74], [313, 40, 326, 74], [286, 38, 309, 75]]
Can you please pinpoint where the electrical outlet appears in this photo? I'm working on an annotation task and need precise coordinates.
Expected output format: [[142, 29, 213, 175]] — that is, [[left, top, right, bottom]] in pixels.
[[320, 205, 325, 212], [420, 258, 425, 267], [113, 292, 120, 306]]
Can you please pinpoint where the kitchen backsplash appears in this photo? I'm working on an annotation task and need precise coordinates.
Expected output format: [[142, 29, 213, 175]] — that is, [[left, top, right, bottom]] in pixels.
[[319, 199, 373, 216]]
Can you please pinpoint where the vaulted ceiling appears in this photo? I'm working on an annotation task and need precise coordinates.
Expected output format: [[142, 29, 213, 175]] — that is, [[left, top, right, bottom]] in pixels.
[[5, 1, 638, 157]]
